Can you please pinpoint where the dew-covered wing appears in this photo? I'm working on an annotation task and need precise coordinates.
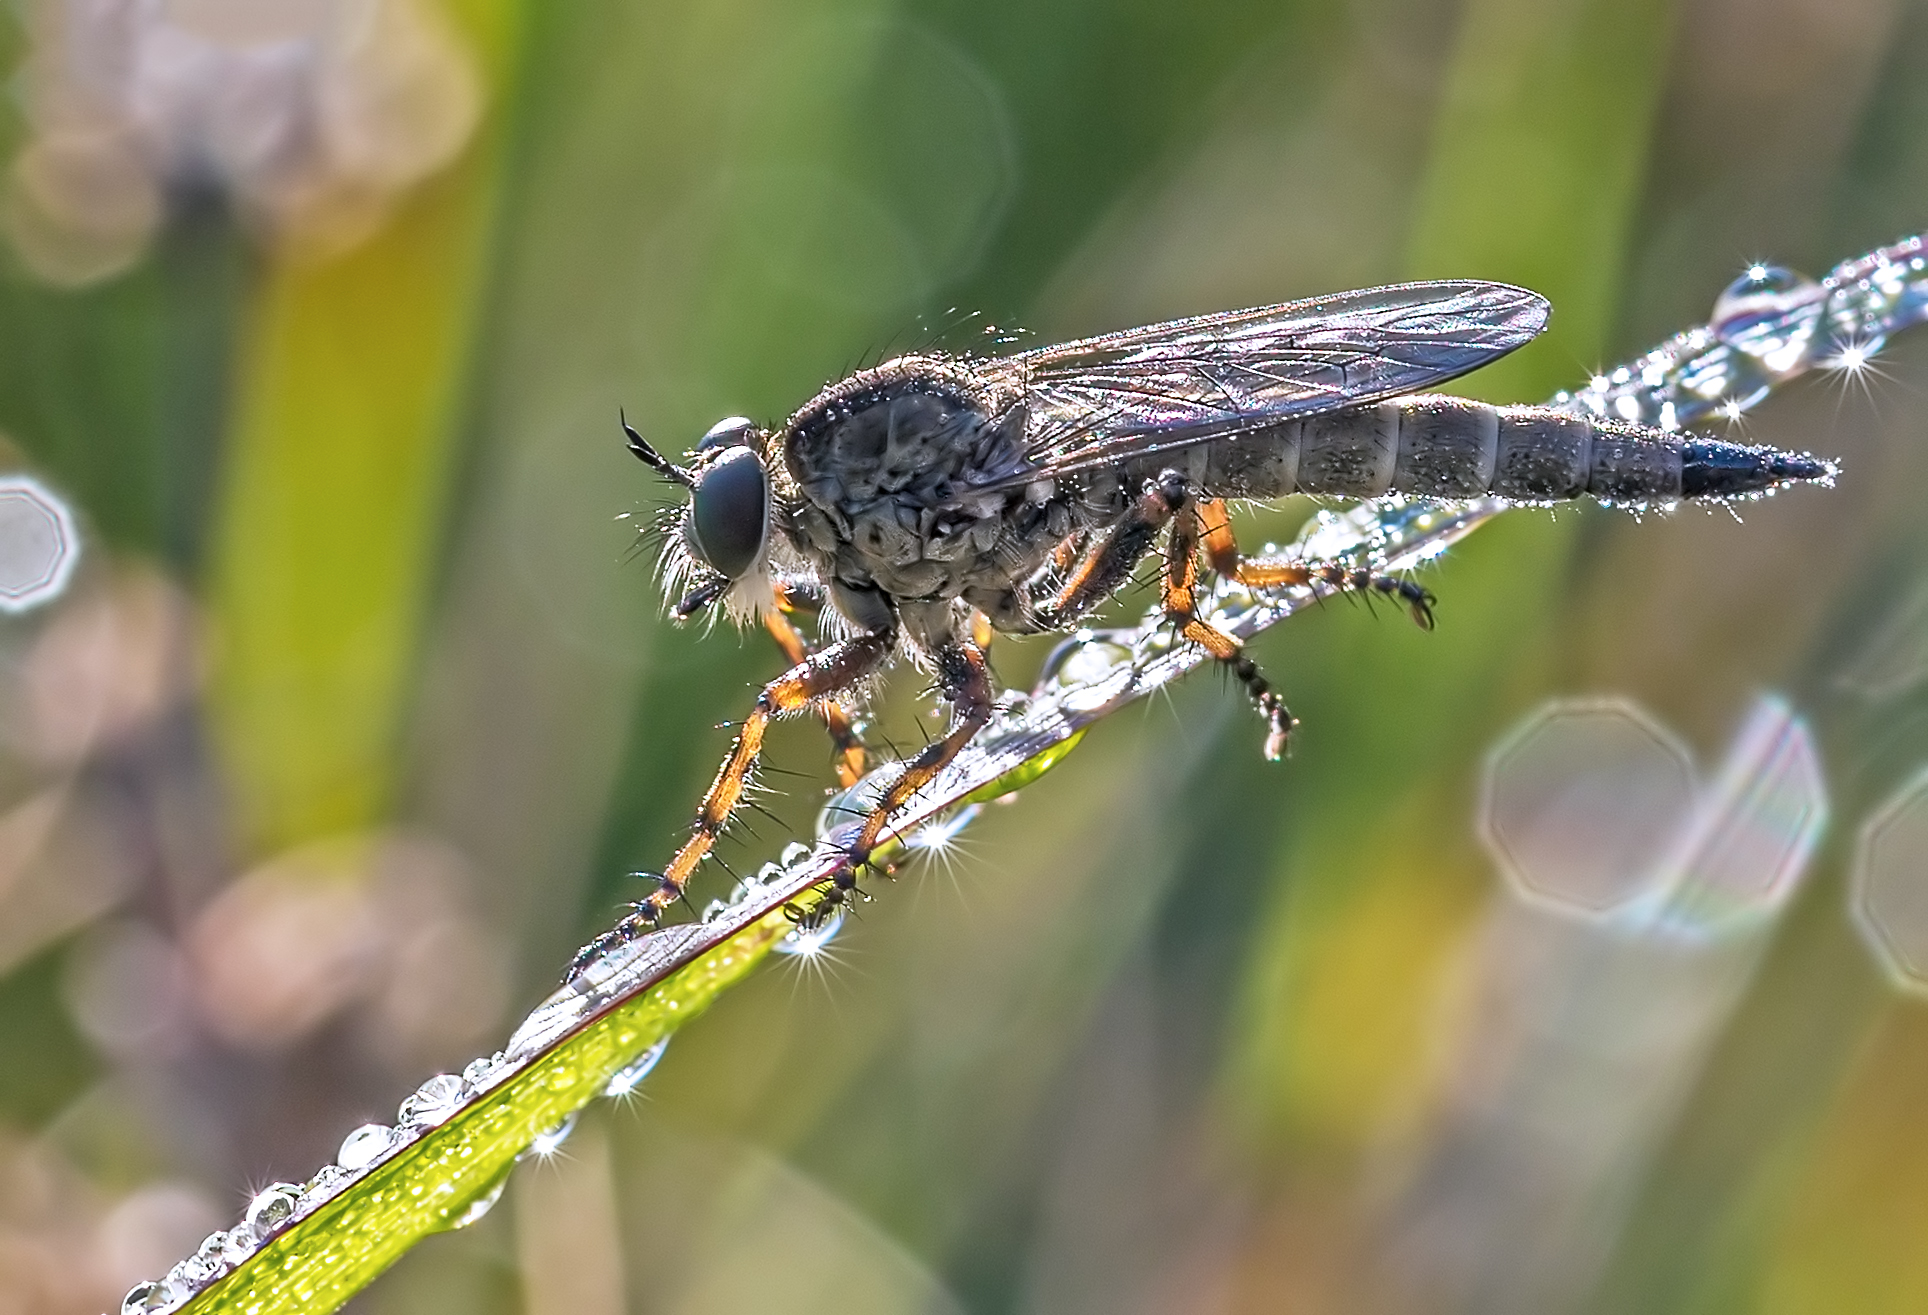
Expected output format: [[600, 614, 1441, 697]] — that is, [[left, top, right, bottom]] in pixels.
[[967, 280, 1549, 492]]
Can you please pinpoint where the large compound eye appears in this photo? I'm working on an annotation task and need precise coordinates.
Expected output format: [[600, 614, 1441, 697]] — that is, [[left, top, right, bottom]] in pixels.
[[694, 415, 757, 453], [688, 446, 770, 579]]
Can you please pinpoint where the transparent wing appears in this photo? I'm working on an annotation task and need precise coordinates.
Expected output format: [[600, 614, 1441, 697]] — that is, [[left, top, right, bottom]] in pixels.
[[967, 280, 1549, 491]]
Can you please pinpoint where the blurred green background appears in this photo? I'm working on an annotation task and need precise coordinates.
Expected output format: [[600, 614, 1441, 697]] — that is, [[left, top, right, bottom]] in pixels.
[[0, 0, 1925, 1311]]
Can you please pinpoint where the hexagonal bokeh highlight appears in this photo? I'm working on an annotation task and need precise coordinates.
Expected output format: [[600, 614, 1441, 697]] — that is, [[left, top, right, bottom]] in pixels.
[[1852, 767, 1928, 995], [1836, 577, 1928, 702], [1653, 695, 1825, 935], [0, 476, 78, 612], [1480, 698, 1697, 916]]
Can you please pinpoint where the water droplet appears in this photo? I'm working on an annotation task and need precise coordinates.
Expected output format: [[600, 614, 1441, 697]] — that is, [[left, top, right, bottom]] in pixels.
[[219, 1226, 257, 1266], [1822, 243, 1928, 352], [337, 1123, 396, 1171], [0, 476, 79, 613], [505, 990, 590, 1061], [122, 1277, 183, 1314], [777, 907, 844, 957], [907, 803, 979, 854], [1132, 627, 1178, 658], [165, 1257, 203, 1293], [603, 1038, 669, 1096], [1036, 631, 1122, 689], [1711, 263, 1824, 381], [1294, 504, 1381, 561], [1203, 580, 1263, 628], [816, 773, 893, 840], [1034, 632, 1136, 713], [398, 1073, 465, 1129], [443, 1175, 507, 1229], [520, 1111, 578, 1159], [302, 1164, 350, 1211], [462, 1053, 504, 1093], [182, 1232, 227, 1285], [780, 841, 814, 871], [243, 1183, 301, 1240]]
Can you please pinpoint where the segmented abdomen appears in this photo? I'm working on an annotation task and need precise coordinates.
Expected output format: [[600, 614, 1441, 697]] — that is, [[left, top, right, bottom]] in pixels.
[[1189, 394, 1830, 504]]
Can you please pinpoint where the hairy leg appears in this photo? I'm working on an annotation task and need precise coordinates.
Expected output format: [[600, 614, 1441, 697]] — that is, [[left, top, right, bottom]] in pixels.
[[1031, 497, 1168, 631], [1163, 493, 1297, 760], [1196, 499, 1435, 628], [567, 629, 892, 979], [817, 638, 995, 902], [764, 578, 867, 786]]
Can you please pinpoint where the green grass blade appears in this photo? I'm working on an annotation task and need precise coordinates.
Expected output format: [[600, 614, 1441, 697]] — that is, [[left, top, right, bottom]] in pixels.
[[178, 910, 790, 1315]]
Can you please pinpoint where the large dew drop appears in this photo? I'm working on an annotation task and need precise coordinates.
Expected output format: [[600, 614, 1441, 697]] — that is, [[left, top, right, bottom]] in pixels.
[[1709, 263, 1825, 399], [398, 1073, 465, 1129], [603, 1038, 670, 1096]]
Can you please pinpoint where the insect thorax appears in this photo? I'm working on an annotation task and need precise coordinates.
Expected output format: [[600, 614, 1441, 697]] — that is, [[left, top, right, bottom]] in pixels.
[[780, 363, 1078, 632]]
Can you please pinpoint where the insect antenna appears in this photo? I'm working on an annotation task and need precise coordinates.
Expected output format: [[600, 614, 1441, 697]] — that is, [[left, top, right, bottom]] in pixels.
[[621, 410, 694, 488]]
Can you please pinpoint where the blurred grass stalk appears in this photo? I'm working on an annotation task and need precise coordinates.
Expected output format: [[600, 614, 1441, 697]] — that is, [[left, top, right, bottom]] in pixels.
[[1229, 0, 1672, 1142], [205, 0, 522, 856]]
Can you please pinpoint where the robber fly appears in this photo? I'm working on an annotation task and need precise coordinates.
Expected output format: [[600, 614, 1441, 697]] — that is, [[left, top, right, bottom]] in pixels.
[[586, 279, 1832, 968]]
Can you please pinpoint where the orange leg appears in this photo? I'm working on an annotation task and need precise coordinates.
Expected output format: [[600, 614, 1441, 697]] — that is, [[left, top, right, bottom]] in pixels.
[[1198, 498, 1435, 628], [567, 630, 892, 979], [1164, 499, 1297, 760], [831, 638, 995, 882], [1032, 496, 1169, 630], [970, 606, 995, 654], [1050, 532, 1086, 575], [763, 601, 867, 787]]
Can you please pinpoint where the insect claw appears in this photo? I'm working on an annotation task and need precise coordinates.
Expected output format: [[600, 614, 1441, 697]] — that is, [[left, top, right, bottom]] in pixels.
[[563, 906, 661, 982], [1262, 708, 1299, 761]]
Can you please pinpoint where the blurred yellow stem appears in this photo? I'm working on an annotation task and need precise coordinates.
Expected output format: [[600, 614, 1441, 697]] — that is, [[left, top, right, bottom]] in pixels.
[[207, 0, 521, 856]]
